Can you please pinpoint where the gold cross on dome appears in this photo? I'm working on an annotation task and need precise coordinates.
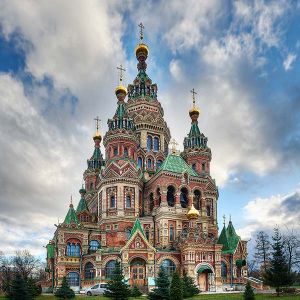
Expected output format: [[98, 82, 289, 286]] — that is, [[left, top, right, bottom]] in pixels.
[[117, 64, 126, 84], [138, 22, 144, 42], [190, 88, 197, 107], [94, 116, 101, 132], [170, 138, 178, 154]]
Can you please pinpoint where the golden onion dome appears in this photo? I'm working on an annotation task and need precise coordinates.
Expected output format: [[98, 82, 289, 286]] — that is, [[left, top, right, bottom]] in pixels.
[[93, 131, 102, 141], [135, 43, 149, 57], [187, 204, 200, 220], [115, 85, 127, 96], [189, 106, 200, 118]]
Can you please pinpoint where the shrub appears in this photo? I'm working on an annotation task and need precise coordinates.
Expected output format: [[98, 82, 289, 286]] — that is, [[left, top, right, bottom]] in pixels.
[[54, 277, 75, 299]]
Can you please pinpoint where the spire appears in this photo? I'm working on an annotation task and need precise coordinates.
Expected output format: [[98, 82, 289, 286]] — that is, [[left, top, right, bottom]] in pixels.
[[129, 218, 146, 239], [87, 117, 104, 170], [135, 22, 149, 71], [115, 64, 127, 101], [63, 196, 80, 226], [76, 186, 89, 213], [189, 88, 200, 122]]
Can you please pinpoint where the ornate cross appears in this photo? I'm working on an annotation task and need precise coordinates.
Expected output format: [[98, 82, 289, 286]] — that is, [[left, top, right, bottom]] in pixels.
[[94, 116, 101, 132], [223, 214, 226, 227], [70, 195, 73, 205], [190, 88, 197, 107], [170, 138, 178, 154], [138, 22, 144, 42], [117, 64, 126, 83]]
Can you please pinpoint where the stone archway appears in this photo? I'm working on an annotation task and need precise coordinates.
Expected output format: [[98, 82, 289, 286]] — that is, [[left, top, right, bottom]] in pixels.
[[130, 257, 147, 287], [195, 263, 215, 292]]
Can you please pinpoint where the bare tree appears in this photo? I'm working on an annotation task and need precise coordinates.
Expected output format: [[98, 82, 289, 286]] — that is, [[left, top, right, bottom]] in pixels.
[[13, 250, 41, 280], [0, 251, 13, 293], [283, 228, 300, 273], [254, 231, 271, 273]]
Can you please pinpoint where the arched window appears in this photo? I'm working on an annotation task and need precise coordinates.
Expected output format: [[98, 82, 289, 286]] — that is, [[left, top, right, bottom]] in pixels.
[[67, 272, 79, 286], [147, 158, 152, 169], [125, 227, 132, 240], [147, 135, 153, 150], [149, 193, 154, 212], [181, 227, 188, 239], [110, 195, 116, 208], [169, 225, 174, 242], [161, 259, 176, 276], [157, 159, 162, 170], [202, 163, 206, 171], [89, 240, 100, 252], [145, 228, 150, 240], [153, 137, 159, 151], [193, 190, 201, 210], [206, 206, 211, 217], [137, 157, 143, 169], [167, 186, 175, 207], [66, 242, 81, 257], [221, 261, 227, 278], [192, 163, 196, 171], [105, 260, 116, 279], [84, 262, 95, 279], [113, 148, 118, 156], [124, 147, 128, 157], [90, 182, 93, 190], [180, 187, 189, 208], [126, 195, 131, 208]]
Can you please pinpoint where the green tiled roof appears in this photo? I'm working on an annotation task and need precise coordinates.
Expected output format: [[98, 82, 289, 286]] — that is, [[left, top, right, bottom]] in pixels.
[[46, 243, 55, 259], [116, 102, 126, 119], [64, 204, 79, 225], [129, 218, 146, 239], [76, 197, 89, 213], [157, 153, 198, 177], [189, 122, 201, 137], [217, 221, 240, 254]]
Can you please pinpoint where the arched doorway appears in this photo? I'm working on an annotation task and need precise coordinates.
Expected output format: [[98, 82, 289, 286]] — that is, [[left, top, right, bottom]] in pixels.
[[130, 258, 146, 287], [196, 264, 215, 292]]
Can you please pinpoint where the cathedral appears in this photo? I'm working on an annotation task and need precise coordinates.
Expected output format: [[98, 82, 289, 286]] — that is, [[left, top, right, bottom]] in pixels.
[[45, 25, 248, 293]]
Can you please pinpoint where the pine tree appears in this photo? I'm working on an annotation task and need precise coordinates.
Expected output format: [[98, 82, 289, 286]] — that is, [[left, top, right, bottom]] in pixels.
[[148, 266, 170, 300], [26, 277, 42, 298], [104, 261, 131, 300], [182, 273, 199, 298], [243, 281, 255, 300], [54, 277, 75, 299], [7, 273, 31, 300], [263, 228, 294, 296], [131, 285, 142, 297], [170, 271, 183, 300]]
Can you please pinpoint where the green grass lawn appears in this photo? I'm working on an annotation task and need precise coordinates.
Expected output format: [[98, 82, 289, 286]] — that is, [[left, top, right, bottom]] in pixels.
[[1, 294, 300, 300]]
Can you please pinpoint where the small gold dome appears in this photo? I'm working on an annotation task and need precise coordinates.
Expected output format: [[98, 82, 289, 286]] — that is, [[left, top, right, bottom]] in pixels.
[[135, 43, 149, 57], [115, 85, 127, 96], [187, 204, 200, 220], [189, 106, 200, 118], [93, 131, 102, 141]]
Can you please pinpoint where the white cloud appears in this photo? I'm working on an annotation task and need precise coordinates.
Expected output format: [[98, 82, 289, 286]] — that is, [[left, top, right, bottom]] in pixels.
[[237, 188, 300, 240], [283, 53, 297, 71]]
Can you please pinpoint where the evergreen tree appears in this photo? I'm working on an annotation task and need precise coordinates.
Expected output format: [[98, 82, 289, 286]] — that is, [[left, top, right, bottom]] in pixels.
[[182, 273, 199, 298], [243, 281, 255, 300], [131, 285, 142, 297], [26, 277, 42, 298], [263, 228, 294, 296], [169, 271, 183, 300], [104, 261, 131, 300], [148, 266, 170, 300], [54, 277, 75, 299], [7, 273, 30, 300]]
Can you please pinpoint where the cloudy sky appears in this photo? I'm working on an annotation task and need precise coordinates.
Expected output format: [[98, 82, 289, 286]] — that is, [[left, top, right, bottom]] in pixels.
[[0, 0, 300, 258]]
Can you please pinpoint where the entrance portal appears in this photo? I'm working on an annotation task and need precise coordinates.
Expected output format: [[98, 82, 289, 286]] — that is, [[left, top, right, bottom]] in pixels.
[[197, 265, 215, 292], [130, 258, 146, 287]]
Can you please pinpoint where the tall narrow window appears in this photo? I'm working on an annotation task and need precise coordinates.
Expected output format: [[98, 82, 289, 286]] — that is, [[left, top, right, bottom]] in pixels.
[[84, 262, 95, 279], [180, 187, 189, 208], [193, 190, 201, 210], [145, 229, 150, 240], [124, 147, 128, 157], [110, 195, 116, 208], [206, 205, 211, 217], [147, 158, 152, 169], [202, 163, 206, 171], [67, 272, 79, 286], [147, 135, 153, 150], [126, 195, 131, 208], [114, 147, 118, 156], [153, 137, 159, 151], [137, 157, 143, 169], [192, 163, 196, 171], [167, 186, 175, 207], [125, 227, 132, 240], [169, 225, 174, 241], [105, 260, 116, 279], [157, 159, 162, 170]]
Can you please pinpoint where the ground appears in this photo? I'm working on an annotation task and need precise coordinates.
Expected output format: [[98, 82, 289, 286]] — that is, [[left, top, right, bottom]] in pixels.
[[1, 294, 300, 300]]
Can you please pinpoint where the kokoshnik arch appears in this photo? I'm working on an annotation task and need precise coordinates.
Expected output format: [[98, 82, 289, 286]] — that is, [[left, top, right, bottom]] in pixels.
[[44, 24, 248, 293]]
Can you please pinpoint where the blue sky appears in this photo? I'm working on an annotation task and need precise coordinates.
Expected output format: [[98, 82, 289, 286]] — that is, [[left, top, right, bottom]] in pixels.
[[0, 0, 300, 258]]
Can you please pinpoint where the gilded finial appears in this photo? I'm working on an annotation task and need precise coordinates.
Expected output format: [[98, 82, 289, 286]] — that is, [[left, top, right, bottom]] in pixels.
[[170, 138, 179, 154], [138, 22, 144, 42], [189, 88, 200, 120], [115, 65, 127, 97], [93, 116, 102, 141]]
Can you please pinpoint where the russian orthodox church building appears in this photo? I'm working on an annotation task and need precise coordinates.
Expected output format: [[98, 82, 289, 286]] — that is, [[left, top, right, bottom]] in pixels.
[[45, 27, 248, 293]]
